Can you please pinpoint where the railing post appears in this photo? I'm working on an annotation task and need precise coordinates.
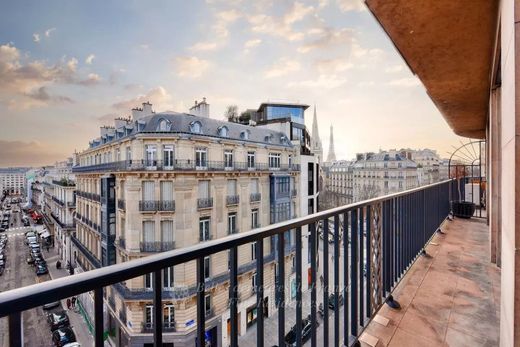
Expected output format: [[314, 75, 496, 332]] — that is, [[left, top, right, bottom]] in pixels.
[[196, 257, 206, 347], [295, 227, 303, 347], [333, 214, 340, 347], [230, 246, 239, 347], [153, 270, 163, 347], [94, 287, 104, 347], [310, 222, 318, 347], [8, 312, 23, 347], [323, 218, 329, 347], [256, 240, 265, 347], [277, 233, 285, 347]]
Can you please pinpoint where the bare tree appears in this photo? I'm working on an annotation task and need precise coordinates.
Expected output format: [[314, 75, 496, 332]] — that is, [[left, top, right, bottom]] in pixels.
[[358, 183, 381, 201], [224, 105, 239, 123]]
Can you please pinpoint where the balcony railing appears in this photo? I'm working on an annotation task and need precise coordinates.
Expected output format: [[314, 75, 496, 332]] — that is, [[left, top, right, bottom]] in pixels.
[[159, 200, 175, 212], [52, 196, 65, 207], [197, 197, 213, 210], [117, 199, 125, 210], [140, 241, 176, 252], [250, 193, 261, 202], [0, 180, 451, 347], [50, 212, 75, 230], [139, 200, 158, 212], [118, 238, 126, 249], [72, 159, 300, 173], [291, 189, 297, 197], [142, 321, 176, 333], [226, 195, 239, 206]]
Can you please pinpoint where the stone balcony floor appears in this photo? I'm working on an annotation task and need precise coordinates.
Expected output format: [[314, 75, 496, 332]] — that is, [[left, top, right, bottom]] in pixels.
[[361, 217, 501, 347]]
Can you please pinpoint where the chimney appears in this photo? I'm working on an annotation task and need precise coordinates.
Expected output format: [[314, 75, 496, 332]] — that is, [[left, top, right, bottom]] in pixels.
[[100, 126, 111, 137], [131, 102, 154, 120], [189, 97, 209, 118], [142, 101, 153, 115], [114, 117, 130, 129]]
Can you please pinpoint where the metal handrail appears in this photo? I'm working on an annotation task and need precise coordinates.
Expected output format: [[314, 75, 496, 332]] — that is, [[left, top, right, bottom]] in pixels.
[[0, 180, 452, 347]]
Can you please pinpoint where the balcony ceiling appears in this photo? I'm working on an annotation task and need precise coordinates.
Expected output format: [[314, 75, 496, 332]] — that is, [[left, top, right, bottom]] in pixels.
[[365, 0, 499, 139]]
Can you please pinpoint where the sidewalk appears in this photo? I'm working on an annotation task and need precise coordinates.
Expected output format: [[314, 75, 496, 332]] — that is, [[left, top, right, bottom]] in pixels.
[[46, 248, 94, 347]]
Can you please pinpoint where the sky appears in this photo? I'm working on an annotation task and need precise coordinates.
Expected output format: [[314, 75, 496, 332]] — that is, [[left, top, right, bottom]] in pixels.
[[0, 0, 465, 167]]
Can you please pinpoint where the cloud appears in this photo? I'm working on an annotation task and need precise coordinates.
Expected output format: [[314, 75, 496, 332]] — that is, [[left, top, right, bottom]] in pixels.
[[385, 65, 405, 73], [337, 0, 366, 12], [85, 54, 95, 65], [190, 9, 241, 51], [25, 86, 74, 103], [264, 58, 301, 78], [288, 74, 347, 89], [33, 34, 40, 43], [386, 77, 421, 87], [0, 140, 66, 167], [314, 58, 353, 73], [112, 86, 174, 111], [78, 73, 101, 86], [248, 2, 314, 41], [190, 42, 218, 51], [45, 28, 56, 37], [244, 39, 262, 49], [175, 56, 210, 78], [96, 113, 119, 124], [298, 27, 354, 53]]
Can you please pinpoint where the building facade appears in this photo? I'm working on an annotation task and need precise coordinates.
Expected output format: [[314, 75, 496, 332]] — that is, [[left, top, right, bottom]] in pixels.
[[0, 167, 28, 196], [71, 103, 301, 347]]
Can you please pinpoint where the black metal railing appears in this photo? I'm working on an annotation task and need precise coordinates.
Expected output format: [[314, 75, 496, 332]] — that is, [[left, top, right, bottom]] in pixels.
[[197, 198, 213, 210], [226, 195, 239, 206], [140, 241, 176, 252], [250, 193, 261, 202], [50, 212, 75, 230], [119, 238, 126, 249], [159, 200, 175, 212], [117, 199, 125, 210], [142, 321, 176, 333], [52, 179, 75, 187], [72, 159, 300, 173], [76, 190, 101, 203], [52, 196, 65, 207], [139, 200, 158, 212], [0, 180, 452, 347]]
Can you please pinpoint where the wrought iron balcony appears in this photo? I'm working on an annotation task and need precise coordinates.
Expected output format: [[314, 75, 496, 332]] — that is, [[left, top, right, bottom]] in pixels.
[[139, 200, 159, 212], [140, 241, 176, 252], [197, 197, 213, 210], [159, 200, 175, 212], [142, 321, 176, 333], [118, 238, 126, 249], [250, 193, 261, 202], [226, 195, 239, 206], [291, 189, 297, 197], [117, 199, 125, 210], [0, 181, 452, 347], [52, 196, 65, 207]]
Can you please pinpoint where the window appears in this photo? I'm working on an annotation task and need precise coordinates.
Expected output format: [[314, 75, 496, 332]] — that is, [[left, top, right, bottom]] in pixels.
[[288, 155, 293, 167], [252, 242, 257, 261], [269, 153, 281, 169], [145, 145, 157, 167], [251, 209, 259, 228], [190, 121, 202, 134], [204, 256, 210, 280], [205, 294, 211, 314], [219, 126, 228, 137], [145, 305, 153, 325], [198, 180, 210, 199], [224, 150, 233, 169], [145, 273, 153, 291], [116, 148, 121, 162], [163, 266, 174, 289], [228, 212, 237, 234], [143, 221, 155, 244], [158, 119, 170, 131], [160, 181, 173, 202], [163, 145, 174, 169], [161, 220, 174, 243], [142, 181, 155, 201], [240, 130, 249, 140], [164, 305, 175, 326], [399, 181, 403, 189], [247, 152, 255, 168], [251, 178, 259, 195], [227, 179, 237, 196], [199, 217, 210, 241], [126, 147, 132, 161], [252, 272, 257, 291], [195, 148, 207, 169]]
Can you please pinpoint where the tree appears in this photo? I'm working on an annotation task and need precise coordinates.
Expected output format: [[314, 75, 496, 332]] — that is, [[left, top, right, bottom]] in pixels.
[[358, 183, 381, 201], [224, 105, 239, 123]]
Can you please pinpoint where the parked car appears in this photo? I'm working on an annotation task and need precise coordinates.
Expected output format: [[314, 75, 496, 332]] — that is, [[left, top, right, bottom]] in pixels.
[[0, 259, 6, 267], [26, 255, 35, 264], [63, 343, 81, 347], [47, 311, 70, 331], [0, 234, 7, 240], [52, 327, 76, 347], [284, 315, 314, 346], [43, 301, 61, 311], [36, 264, 48, 275]]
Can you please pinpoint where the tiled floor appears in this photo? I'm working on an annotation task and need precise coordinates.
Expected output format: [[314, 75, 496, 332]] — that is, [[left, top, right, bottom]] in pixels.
[[361, 217, 501, 347]]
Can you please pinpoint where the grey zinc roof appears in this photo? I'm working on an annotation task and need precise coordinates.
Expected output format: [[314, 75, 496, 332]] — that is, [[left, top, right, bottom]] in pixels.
[[140, 112, 292, 147]]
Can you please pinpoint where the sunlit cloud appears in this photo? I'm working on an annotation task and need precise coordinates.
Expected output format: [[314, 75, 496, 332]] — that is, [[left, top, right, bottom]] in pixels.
[[174, 56, 210, 78], [85, 54, 95, 65], [264, 58, 301, 78]]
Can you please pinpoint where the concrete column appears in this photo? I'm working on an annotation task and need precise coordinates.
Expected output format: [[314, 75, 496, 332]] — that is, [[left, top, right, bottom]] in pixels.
[[489, 87, 502, 266]]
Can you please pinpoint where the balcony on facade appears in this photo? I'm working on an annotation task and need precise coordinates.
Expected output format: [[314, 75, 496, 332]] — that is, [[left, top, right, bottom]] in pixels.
[[138, 200, 176, 212], [197, 197, 213, 210], [140, 241, 176, 253], [70, 234, 101, 268], [226, 195, 239, 206], [118, 238, 126, 249], [117, 199, 125, 210], [0, 180, 491, 347], [52, 179, 75, 187], [51, 196, 65, 207], [142, 321, 176, 333], [72, 159, 300, 174], [75, 213, 101, 234], [250, 193, 261, 202], [76, 190, 101, 203], [50, 212, 75, 230]]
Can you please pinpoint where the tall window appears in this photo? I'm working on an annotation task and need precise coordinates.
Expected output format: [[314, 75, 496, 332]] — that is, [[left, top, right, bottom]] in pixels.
[[227, 179, 237, 196], [142, 181, 155, 201], [247, 152, 255, 169], [204, 256, 210, 280], [116, 148, 121, 162], [251, 209, 259, 228], [269, 153, 281, 169], [224, 150, 233, 169], [164, 305, 175, 326], [198, 180, 210, 199], [163, 266, 174, 289], [145, 145, 157, 167], [160, 181, 173, 202], [288, 155, 293, 167], [250, 178, 259, 195], [143, 221, 155, 243], [161, 220, 174, 244], [195, 148, 207, 169], [252, 242, 257, 261], [199, 217, 210, 241], [145, 273, 153, 291], [145, 305, 153, 326], [126, 147, 132, 162], [228, 212, 237, 234], [205, 294, 211, 315], [163, 145, 174, 169]]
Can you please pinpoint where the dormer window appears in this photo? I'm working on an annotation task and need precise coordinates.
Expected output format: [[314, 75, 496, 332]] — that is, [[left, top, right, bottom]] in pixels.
[[281, 135, 289, 144], [240, 130, 250, 140], [190, 121, 202, 134], [264, 134, 273, 143], [158, 118, 171, 132], [218, 126, 229, 137]]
